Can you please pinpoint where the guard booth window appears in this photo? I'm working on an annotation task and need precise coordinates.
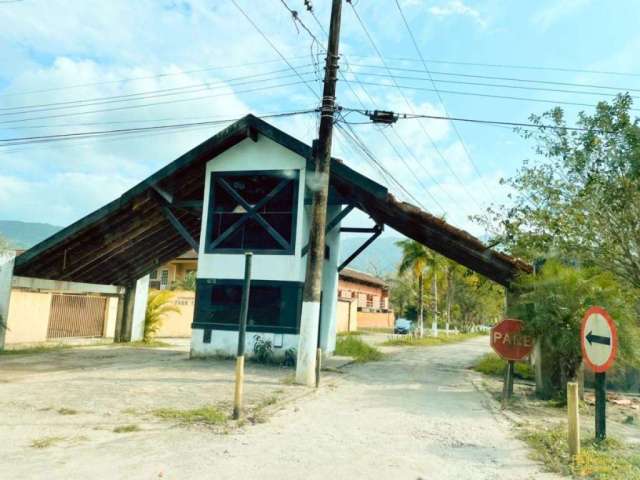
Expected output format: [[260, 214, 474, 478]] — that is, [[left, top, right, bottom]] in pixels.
[[192, 279, 303, 334], [205, 170, 299, 254]]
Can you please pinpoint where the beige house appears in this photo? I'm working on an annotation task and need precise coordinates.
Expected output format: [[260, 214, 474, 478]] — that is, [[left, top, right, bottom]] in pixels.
[[336, 268, 395, 332], [149, 250, 197, 290]]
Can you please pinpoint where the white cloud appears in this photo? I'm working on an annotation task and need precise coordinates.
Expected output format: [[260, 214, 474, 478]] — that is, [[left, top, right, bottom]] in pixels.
[[428, 1, 487, 28], [532, 0, 590, 31]]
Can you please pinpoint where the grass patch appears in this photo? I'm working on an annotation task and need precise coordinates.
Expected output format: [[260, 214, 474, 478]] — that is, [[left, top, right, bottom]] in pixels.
[[382, 332, 482, 348], [113, 424, 141, 433], [57, 407, 78, 415], [123, 340, 171, 348], [359, 327, 394, 334], [152, 405, 228, 426], [334, 336, 383, 363], [337, 331, 363, 337], [0, 344, 71, 356], [30, 436, 65, 449], [521, 425, 640, 479], [473, 352, 534, 381]]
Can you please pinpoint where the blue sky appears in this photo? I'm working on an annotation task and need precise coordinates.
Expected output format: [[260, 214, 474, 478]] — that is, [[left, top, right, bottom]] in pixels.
[[1, 0, 639, 238]]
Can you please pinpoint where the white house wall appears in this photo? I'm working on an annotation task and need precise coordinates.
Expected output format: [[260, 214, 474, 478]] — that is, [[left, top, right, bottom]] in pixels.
[[191, 328, 298, 358]]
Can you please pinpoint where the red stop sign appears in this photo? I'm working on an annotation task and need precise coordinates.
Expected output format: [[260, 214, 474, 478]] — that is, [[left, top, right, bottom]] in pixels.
[[490, 319, 534, 361]]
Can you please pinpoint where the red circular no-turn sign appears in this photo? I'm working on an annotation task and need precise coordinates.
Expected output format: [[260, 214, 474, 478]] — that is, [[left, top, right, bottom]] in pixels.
[[581, 306, 618, 373]]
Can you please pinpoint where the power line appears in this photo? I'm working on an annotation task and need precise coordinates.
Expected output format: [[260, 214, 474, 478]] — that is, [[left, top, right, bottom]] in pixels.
[[348, 63, 640, 95], [302, 1, 449, 213], [229, 0, 320, 100], [0, 80, 310, 126], [343, 107, 619, 133], [0, 65, 315, 114], [341, 79, 640, 113], [346, 53, 640, 79], [346, 0, 485, 209], [0, 110, 316, 146], [0, 55, 312, 99], [394, 0, 496, 205], [343, 70, 638, 100]]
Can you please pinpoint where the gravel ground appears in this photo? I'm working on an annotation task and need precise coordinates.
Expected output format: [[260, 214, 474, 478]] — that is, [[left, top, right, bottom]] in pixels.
[[0, 337, 561, 479]]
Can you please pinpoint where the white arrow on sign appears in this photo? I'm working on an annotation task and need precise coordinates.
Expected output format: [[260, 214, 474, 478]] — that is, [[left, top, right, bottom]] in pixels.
[[581, 306, 618, 373]]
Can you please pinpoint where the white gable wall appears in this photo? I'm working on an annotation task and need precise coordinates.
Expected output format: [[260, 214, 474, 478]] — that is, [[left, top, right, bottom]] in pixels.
[[197, 135, 307, 282]]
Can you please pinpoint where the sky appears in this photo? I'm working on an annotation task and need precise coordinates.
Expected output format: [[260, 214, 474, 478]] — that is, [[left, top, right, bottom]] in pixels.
[[1, 0, 640, 239]]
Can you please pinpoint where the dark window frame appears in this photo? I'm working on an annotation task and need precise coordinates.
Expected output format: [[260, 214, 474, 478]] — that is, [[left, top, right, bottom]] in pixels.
[[204, 169, 299, 255], [192, 278, 303, 334]]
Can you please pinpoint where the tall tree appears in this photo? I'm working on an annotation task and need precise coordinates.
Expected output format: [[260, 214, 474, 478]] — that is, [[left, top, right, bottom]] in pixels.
[[397, 239, 431, 337], [476, 94, 640, 288]]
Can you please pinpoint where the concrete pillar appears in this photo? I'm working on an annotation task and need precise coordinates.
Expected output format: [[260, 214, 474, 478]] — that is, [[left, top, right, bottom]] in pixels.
[[114, 282, 136, 342], [319, 205, 341, 354], [130, 275, 150, 342], [0, 250, 16, 351]]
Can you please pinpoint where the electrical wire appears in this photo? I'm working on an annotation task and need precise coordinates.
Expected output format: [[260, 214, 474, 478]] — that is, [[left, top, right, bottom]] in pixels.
[[343, 70, 638, 100], [302, 1, 448, 212], [0, 55, 312, 99], [347, 63, 640, 95], [0, 79, 311, 126], [0, 109, 316, 146], [394, 0, 496, 205], [342, 79, 640, 113], [0, 65, 316, 114], [346, 0, 485, 209], [345, 53, 640, 79]]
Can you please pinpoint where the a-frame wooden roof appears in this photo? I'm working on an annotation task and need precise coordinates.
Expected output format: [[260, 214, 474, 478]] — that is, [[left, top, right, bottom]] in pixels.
[[14, 114, 531, 287]]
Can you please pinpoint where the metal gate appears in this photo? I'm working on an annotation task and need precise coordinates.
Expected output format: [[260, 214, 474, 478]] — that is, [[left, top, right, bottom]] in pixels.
[[47, 294, 108, 339]]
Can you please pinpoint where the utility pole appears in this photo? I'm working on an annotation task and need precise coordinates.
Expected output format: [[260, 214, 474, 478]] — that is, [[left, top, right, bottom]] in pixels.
[[295, 0, 343, 386]]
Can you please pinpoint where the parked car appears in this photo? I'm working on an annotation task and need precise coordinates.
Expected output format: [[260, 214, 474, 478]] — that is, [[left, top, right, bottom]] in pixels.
[[394, 318, 413, 335]]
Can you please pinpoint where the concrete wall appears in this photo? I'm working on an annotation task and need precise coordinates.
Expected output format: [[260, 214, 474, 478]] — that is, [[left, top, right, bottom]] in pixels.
[[336, 299, 358, 333], [156, 290, 194, 338], [4, 290, 52, 344], [5, 289, 119, 345], [357, 310, 396, 329], [191, 328, 298, 358], [104, 296, 119, 338]]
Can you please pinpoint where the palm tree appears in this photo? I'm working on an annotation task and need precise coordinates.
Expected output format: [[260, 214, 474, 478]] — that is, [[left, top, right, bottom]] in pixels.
[[397, 239, 431, 337], [144, 290, 180, 343], [423, 253, 448, 337]]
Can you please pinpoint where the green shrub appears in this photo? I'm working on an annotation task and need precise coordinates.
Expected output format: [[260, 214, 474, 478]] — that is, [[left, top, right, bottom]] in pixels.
[[473, 353, 534, 381], [334, 336, 383, 363], [283, 347, 296, 367], [252, 335, 275, 364]]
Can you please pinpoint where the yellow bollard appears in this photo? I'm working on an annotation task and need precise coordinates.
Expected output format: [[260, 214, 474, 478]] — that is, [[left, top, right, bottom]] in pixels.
[[567, 381, 580, 457]]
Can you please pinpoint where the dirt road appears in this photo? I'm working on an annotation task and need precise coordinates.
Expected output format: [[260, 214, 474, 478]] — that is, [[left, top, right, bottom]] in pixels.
[[1, 337, 559, 479]]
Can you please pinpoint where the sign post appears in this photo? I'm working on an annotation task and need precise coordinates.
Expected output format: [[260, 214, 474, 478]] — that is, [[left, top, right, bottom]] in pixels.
[[581, 306, 618, 442], [490, 319, 534, 406], [233, 252, 252, 420]]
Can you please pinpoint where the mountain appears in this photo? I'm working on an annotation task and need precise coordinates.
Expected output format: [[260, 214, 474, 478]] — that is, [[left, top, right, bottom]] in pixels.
[[338, 235, 403, 276], [0, 220, 62, 249]]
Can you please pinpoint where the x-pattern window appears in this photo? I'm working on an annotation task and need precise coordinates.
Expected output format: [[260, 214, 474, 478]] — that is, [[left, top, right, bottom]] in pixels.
[[206, 170, 298, 254]]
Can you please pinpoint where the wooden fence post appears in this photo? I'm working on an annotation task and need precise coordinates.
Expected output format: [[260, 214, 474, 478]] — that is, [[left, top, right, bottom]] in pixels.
[[567, 382, 580, 457]]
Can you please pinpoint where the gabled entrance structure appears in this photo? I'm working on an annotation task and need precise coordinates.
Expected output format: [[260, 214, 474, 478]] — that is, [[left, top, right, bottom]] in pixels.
[[5, 114, 531, 355]]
